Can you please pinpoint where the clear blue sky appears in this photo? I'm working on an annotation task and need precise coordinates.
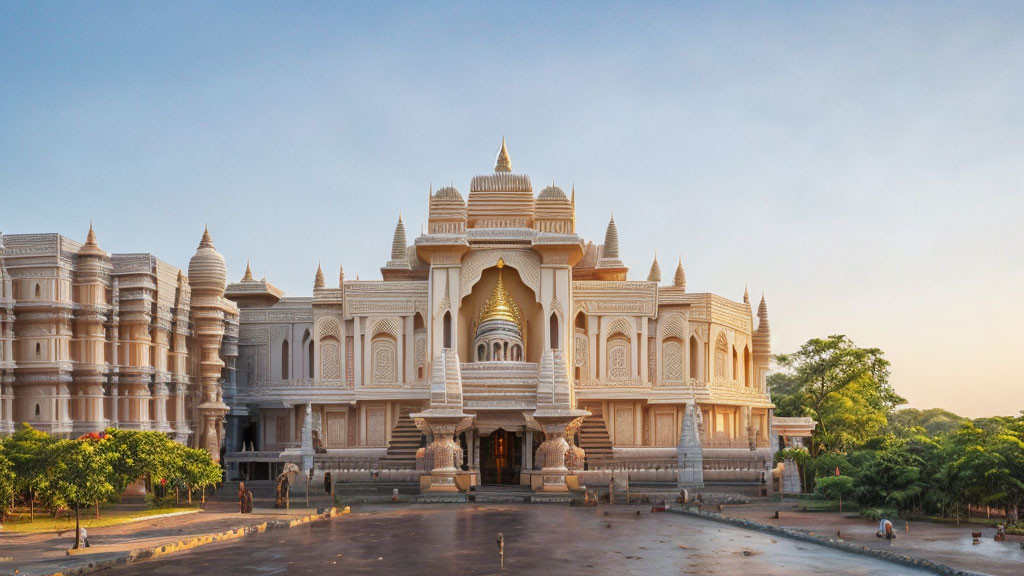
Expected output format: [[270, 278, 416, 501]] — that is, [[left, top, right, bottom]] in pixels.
[[2, 2, 1021, 417]]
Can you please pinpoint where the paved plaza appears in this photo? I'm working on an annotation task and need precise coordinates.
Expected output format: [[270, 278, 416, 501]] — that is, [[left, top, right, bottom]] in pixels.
[[102, 505, 936, 576]]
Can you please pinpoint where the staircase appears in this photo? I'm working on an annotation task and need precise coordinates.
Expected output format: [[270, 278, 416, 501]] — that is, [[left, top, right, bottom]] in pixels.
[[579, 407, 614, 464], [380, 412, 423, 468]]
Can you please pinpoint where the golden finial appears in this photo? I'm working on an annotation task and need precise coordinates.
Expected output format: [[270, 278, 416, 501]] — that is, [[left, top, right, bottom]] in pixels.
[[495, 136, 512, 173], [497, 257, 505, 269], [242, 259, 254, 282], [479, 260, 521, 330]]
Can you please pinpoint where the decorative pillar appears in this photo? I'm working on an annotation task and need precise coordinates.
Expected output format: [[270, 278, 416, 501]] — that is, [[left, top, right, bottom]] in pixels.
[[187, 228, 234, 461], [677, 397, 704, 488]]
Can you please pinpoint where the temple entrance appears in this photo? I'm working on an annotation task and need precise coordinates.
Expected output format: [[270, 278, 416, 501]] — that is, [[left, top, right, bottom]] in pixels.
[[479, 429, 521, 485]]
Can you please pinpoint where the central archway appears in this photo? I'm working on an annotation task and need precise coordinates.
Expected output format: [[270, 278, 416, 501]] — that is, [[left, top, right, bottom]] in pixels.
[[459, 263, 543, 363], [479, 428, 522, 485]]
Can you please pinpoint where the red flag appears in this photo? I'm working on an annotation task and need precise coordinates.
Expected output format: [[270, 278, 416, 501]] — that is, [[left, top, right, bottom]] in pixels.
[[835, 467, 840, 476]]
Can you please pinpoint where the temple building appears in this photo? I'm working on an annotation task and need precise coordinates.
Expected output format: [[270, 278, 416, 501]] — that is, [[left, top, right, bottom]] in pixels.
[[0, 140, 776, 494], [224, 140, 776, 493]]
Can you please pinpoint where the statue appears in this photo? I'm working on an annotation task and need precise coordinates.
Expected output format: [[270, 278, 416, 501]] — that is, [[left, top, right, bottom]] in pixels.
[[275, 462, 301, 508], [312, 429, 326, 454]]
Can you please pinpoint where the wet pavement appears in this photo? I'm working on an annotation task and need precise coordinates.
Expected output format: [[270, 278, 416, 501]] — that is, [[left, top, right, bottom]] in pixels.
[[108, 504, 935, 575]]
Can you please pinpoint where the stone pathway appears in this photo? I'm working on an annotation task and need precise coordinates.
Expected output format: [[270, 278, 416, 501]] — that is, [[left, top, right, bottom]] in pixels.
[[0, 501, 328, 576], [721, 501, 1024, 576]]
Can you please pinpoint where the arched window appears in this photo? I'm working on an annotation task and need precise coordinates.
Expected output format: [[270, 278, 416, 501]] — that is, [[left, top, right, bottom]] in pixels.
[[35, 403, 41, 416], [371, 335, 398, 384], [689, 336, 699, 380], [34, 283, 41, 297], [35, 342, 41, 357], [493, 342, 502, 361], [549, 313, 559, 350], [511, 344, 522, 361], [477, 344, 486, 362], [308, 341, 314, 378], [442, 311, 452, 349], [744, 346, 752, 387], [732, 347, 738, 380], [281, 339, 290, 380]]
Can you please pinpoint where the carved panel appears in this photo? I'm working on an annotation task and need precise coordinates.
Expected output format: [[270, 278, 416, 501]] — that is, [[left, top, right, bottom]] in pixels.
[[714, 332, 729, 379], [608, 339, 630, 381], [326, 411, 347, 448], [345, 336, 354, 383], [574, 331, 588, 370], [606, 317, 633, 340], [647, 336, 657, 383], [366, 407, 386, 447], [663, 340, 684, 383], [317, 318, 341, 340], [614, 406, 633, 445], [321, 339, 341, 380], [654, 410, 676, 447], [370, 337, 397, 385]]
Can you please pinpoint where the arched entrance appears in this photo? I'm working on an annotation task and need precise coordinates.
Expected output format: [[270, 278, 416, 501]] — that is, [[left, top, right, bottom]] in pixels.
[[479, 429, 521, 485]]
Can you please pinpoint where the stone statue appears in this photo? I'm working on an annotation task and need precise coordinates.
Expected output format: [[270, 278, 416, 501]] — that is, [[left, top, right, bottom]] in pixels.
[[275, 462, 301, 508]]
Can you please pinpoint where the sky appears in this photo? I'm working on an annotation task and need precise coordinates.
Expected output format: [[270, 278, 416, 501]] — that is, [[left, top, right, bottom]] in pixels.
[[1, 2, 1021, 418]]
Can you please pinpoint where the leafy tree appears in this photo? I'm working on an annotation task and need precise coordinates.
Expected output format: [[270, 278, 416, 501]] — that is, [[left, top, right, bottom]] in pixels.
[[45, 439, 116, 548], [773, 335, 903, 457], [166, 443, 222, 505], [890, 408, 967, 437], [815, 475, 855, 501], [0, 440, 16, 520], [5, 423, 56, 520], [850, 437, 927, 515], [101, 429, 176, 498]]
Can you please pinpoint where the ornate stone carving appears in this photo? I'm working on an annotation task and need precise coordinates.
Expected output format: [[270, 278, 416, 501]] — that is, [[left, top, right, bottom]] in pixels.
[[663, 340, 684, 383], [458, 249, 541, 302], [370, 337, 397, 385], [608, 339, 630, 380]]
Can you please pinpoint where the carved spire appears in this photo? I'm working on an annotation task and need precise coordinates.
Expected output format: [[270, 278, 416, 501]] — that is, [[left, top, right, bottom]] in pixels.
[[495, 136, 512, 173], [743, 284, 750, 304], [314, 261, 325, 289], [79, 220, 106, 257], [242, 259, 254, 282], [603, 214, 619, 259], [647, 253, 661, 283], [338, 264, 345, 287], [673, 256, 686, 290], [85, 221, 98, 247], [390, 213, 408, 262], [199, 224, 215, 249], [753, 292, 771, 356]]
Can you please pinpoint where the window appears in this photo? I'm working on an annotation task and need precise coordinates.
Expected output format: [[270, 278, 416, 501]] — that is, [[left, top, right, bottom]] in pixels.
[[307, 341, 314, 379], [34, 283, 41, 297], [281, 340, 290, 380], [35, 342, 41, 357], [549, 314, 559, 350], [442, 312, 452, 349], [35, 403, 41, 416], [689, 336, 699, 380]]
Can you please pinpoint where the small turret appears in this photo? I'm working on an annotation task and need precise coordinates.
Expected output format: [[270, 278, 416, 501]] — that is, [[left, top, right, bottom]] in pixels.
[[673, 257, 686, 291], [188, 226, 228, 296], [242, 259, 254, 282], [602, 215, 619, 259], [753, 293, 771, 356], [79, 221, 107, 258], [338, 264, 345, 288], [314, 261, 325, 289], [743, 284, 750, 305], [495, 136, 512, 173], [386, 214, 411, 269], [647, 253, 662, 283]]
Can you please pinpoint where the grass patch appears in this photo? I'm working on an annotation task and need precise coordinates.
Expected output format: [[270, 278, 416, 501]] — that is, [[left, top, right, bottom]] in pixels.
[[1, 506, 199, 534]]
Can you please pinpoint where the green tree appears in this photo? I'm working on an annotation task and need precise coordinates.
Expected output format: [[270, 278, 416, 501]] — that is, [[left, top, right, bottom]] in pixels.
[[5, 423, 55, 520], [773, 335, 903, 457], [45, 439, 116, 548], [0, 440, 17, 520], [101, 429, 176, 499], [166, 443, 222, 505], [850, 437, 926, 515]]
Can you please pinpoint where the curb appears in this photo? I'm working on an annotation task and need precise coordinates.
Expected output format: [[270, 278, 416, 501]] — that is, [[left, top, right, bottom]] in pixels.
[[45, 506, 350, 576], [666, 507, 985, 576]]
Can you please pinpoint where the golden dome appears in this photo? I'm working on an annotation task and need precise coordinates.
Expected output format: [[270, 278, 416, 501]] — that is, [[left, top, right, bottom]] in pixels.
[[479, 259, 521, 327]]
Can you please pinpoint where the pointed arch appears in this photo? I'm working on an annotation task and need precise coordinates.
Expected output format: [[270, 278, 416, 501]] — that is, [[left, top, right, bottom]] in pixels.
[[689, 335, 700, 380], [281, 339, 290, 380], [549, 313, 559, 350], [442, 311, 452, 349]]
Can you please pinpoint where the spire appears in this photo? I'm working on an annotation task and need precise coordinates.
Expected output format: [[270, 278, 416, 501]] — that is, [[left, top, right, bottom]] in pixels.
[[602, 214, 619, 259], [757, 293, 769, 325], [753, 292, 772, 355], [199, 224, 215, 249], [647, 253, 661, 283], [390, 213, 408, 262], [314, 261, 325, 289], [673, 256, 686, 290], [495, 136, 512, 173], [85, 221, 97, 247], [338, 264, 345, 287], [242, 259, 254, 282], [743, 284, 750, 304]]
